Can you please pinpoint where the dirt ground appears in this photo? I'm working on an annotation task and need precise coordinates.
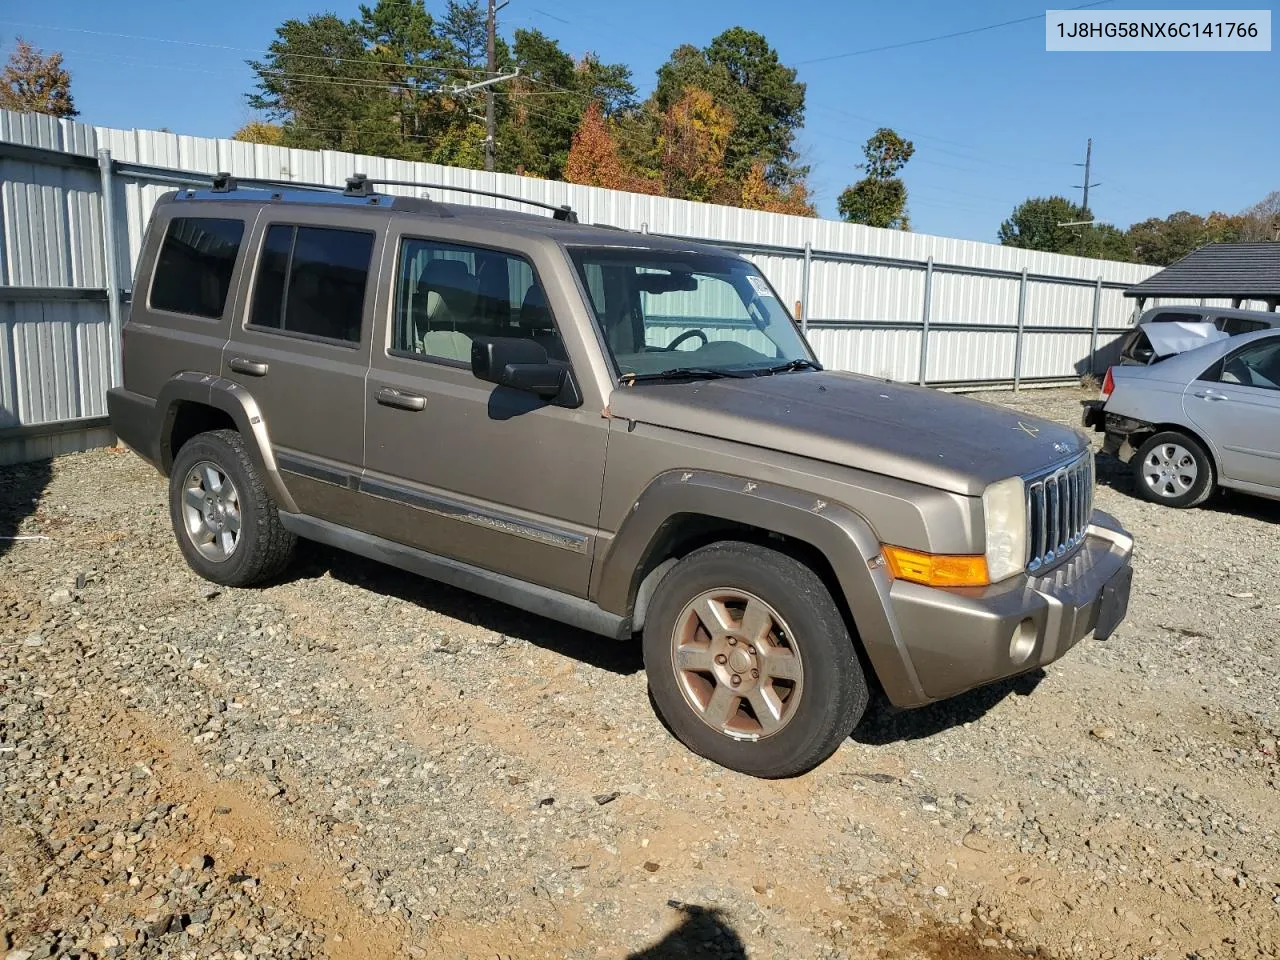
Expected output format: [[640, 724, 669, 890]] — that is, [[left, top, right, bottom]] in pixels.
[[1, 386, 1277, 960]]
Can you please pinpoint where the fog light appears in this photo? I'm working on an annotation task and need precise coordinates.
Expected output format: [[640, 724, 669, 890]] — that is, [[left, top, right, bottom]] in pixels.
[[1009, 618, 1037, 665]]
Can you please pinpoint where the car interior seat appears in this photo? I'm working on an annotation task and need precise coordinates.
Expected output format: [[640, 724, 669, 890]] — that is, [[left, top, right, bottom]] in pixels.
[[415, 259, 478, 361]]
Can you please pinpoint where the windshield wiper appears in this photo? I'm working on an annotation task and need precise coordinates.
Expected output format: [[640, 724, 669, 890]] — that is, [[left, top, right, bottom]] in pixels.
[[760, 358, 823, 375], [620, 366, 754, 384]]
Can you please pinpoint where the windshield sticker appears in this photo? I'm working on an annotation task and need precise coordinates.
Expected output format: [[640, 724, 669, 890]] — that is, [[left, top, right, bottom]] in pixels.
[[747, 275, 775, 298]]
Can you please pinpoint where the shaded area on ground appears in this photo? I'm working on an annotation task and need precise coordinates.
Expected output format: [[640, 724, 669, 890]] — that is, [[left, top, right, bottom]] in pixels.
[[0, 458, 52, 560]]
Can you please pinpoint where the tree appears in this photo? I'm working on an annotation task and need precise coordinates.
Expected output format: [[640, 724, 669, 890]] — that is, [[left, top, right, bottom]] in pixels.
[[658, 88, 733, 202], [1241, 191, 1280, 241], [1126, 210, 1250, 265], [998, 195, 1136, 260], [654, 28, 806, 188], [233, 121, 285, 145], [837, 128, 914, 229], [564, 102, 660, 194], [439, 0, 487, 68], [1, 38, 78, 118], [740, 162, 815, 216]]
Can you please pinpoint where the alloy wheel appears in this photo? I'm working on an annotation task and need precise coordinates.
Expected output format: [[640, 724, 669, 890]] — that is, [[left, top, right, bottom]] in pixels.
[[670, 588, 804, 741], [180, 460, 242, 561]]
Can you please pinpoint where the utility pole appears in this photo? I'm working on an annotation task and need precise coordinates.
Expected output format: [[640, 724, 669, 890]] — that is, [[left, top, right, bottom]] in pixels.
[[485, 0, 498, 172], [1073, 138, 1102, 256]]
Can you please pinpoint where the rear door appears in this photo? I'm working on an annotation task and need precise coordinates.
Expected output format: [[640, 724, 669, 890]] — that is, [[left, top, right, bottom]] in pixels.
[[1184, 335, 1280, 487], [222, 207, 386, 522]]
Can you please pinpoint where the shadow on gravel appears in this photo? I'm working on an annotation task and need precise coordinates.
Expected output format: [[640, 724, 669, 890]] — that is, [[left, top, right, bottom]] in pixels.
[[852, 670, 1045, 746], [0, 458, 53, 560], [626, 902, 746, 959], [286, 541, 644, 675]]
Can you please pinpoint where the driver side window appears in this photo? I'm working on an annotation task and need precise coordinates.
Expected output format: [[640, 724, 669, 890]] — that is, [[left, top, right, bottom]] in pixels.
[[1216, 339, 1280, 392]]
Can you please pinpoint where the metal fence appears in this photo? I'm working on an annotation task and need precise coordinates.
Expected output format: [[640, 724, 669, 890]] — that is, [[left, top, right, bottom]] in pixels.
[[3, 109, 1171, 464]]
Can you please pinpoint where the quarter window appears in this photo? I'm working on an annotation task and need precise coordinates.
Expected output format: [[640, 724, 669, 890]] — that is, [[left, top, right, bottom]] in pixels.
[[149, 217, 244, 319], [249, 225, 374, 343], [392, 238, 561, 364]]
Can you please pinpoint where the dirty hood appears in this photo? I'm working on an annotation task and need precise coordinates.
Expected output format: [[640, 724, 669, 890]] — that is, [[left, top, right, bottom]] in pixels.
[[607, 371, 1088, 496]]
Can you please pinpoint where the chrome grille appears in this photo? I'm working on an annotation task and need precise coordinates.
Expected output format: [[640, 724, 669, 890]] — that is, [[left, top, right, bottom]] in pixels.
[[1026, 453, 1093, 573]]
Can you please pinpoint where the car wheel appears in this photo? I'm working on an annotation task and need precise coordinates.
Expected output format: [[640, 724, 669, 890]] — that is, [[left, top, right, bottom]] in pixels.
[[1132, 431, 1215, 508], [169, 429, 296, 586], [642, 541, 869, 778]]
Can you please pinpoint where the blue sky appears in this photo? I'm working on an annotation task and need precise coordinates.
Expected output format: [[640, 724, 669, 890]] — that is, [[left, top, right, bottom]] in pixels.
[[2, 1, 1276, 241]]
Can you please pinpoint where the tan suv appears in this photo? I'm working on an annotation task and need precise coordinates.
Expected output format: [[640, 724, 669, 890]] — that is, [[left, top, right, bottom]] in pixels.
[[108, 175, 1134, 777]]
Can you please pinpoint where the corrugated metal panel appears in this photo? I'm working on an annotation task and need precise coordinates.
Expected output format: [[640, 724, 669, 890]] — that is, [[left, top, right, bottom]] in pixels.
[[926, 329, 1018, 383], [0, 298, 111, 427]]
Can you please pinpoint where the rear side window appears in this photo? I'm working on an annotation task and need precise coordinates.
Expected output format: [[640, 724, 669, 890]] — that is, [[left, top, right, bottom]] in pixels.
[[1146, 311, 1203, 324], [149, 217, 244, 319], [1218, 316, 1269, 336], [249, 225, 374, 344]]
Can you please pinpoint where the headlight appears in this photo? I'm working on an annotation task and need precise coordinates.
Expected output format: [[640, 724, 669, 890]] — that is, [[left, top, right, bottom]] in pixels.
[[982, 476, 1027, 583]]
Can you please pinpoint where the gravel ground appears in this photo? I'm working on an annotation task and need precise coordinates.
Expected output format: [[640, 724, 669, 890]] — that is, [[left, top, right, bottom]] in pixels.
[[1, 386, 1277, 960]]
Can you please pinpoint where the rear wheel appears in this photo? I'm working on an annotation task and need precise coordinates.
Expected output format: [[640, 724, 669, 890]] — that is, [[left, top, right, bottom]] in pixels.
[[169, 429, 296, 586], [1132, 431, 1215, 508], [643, 541, 868, 778]]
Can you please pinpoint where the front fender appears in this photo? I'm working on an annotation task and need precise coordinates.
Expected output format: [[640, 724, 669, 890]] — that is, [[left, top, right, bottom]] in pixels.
[[592, 470, 929, 705], [156, 372, 298, 514]]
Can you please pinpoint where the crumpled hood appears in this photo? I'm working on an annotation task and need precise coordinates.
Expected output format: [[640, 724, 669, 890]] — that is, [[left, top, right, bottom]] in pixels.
[[607, 371, 1088, 496]]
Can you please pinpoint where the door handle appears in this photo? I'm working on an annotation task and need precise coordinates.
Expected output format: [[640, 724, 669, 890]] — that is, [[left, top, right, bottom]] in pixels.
[[229, 357, 269, 377], [1193, 389, 1228, 401], [376, 387, 426, 412]]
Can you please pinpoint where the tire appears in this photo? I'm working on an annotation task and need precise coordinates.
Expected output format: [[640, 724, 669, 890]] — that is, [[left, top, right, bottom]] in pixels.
[[1132, 431, 1215, 508], [168, 429, 296, 586], [642, 541, 869, 778]]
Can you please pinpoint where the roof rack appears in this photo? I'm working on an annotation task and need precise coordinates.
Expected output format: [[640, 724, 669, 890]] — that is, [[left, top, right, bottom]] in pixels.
[[344, 174, 579, 222], [207, 171, 347, 195]]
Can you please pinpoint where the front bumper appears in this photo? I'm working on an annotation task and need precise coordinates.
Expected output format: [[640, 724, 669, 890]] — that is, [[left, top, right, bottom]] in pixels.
[[886, 511, 1133, 704]]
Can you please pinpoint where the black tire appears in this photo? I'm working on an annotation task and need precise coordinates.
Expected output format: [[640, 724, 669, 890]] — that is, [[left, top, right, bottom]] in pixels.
[[169, 429, 296, 586], [1132, 431, 1215, 508], [642, 541, 869, 778]]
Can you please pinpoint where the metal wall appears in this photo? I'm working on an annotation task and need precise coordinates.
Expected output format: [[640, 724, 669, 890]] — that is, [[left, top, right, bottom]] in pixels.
[[2, 109, 1167, 462]]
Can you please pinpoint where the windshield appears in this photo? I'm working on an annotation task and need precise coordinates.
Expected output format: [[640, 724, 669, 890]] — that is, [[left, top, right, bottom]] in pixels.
[[567, 247, 815, 378]]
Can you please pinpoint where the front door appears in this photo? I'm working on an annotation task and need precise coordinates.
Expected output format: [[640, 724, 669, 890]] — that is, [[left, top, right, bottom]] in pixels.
[[1184, 335, 1280, 488], [221, 209, 386, 522], [361, 229, 607, 597]]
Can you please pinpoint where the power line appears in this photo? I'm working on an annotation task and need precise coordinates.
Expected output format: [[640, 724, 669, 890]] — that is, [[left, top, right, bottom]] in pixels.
[[794, 0, 1116, 66]]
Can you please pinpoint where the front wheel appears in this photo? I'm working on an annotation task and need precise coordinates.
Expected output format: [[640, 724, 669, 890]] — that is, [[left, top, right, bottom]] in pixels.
[[1132, 431, 1215, 508], [642, 541, 868, 778]]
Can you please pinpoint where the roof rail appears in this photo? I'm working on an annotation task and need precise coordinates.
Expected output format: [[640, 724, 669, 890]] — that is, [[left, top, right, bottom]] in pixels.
[[344, 174, 578, 222]]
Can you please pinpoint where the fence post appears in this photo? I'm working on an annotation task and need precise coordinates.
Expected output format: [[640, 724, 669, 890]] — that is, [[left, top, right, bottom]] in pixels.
[[1089, 276, 1103, 376], [1013, 266, 1028, 391], [918, 255, 933, 385], [97, 148, 123, 388], [800, 241, 812, 335]]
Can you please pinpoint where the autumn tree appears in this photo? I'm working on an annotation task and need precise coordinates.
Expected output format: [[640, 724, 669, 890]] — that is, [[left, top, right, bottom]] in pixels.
[[1, 38, 78, 118], [658, 88, 733, 202], [565, 103, 661, 194], [1241, 191, 1280, 241], [740, 162, 815, 216], [232, 121, 285, 145], [838, 128, 914, 229]]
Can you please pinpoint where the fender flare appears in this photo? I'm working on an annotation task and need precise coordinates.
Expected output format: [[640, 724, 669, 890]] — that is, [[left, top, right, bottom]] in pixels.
[[592, 469, 927, 704], [155, 372, 299, 515]]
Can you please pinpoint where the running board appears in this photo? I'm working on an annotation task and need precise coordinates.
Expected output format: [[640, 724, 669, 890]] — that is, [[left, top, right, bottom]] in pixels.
[[279, 513, 630, 640]]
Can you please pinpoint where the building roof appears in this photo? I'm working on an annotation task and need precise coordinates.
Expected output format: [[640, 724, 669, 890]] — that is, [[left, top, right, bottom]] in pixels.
[[1125, 242, 1280, 300]]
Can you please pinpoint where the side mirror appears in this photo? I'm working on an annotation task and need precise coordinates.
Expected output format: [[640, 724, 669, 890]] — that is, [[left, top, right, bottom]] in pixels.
[[471, 336, 565, 399]]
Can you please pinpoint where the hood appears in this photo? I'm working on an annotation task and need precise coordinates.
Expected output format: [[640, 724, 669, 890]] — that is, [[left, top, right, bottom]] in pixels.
[[607, 371, 1088, 496], [1141, 321, 1228, 358]]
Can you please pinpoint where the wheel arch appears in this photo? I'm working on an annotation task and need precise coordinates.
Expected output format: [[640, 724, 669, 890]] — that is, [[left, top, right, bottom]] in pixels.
[[155, 373, 299, 514], [1133, 422, 1220, 478], [594, 470, 928, 705]]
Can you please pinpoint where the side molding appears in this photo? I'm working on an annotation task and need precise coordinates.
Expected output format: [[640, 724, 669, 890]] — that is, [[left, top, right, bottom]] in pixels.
[[156, 372, 299, 515], [593, 470, 929, 705], [280, 513, 629, 640]]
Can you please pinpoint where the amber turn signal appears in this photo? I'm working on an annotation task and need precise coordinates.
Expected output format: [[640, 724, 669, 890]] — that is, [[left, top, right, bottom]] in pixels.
[[882, 546, 990, 588]]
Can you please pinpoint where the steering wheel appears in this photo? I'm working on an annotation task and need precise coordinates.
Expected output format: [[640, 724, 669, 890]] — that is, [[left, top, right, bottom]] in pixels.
[[665, 329, 708, 351]]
